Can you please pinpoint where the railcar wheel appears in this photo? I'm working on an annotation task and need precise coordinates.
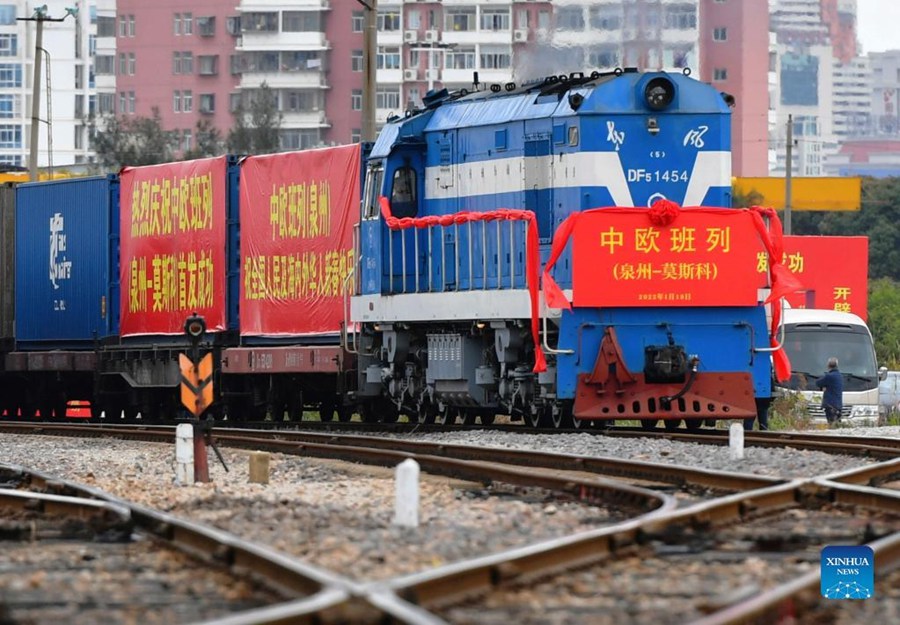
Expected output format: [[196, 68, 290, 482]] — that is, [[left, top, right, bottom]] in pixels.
[[318, 400, 336, 422], [684, 418, 704, 431], [663, 418, 682, 431], [640, 419, 658, 431]]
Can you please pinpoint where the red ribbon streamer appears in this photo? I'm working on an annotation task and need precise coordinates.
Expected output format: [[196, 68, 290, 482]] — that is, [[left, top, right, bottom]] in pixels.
[[541, 200, 802, 382], [379, 197, 547, 372]]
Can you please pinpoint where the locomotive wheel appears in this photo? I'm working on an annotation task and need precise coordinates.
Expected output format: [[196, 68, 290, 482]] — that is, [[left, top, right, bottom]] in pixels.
[[570, 415, 592, 430], [480, 412, 496, 425], [640, 419, 658, 431], [552, 408, 575, 429], [461, 410, 477, 426], [435, 404, 456, 425], [337, 407, 353, 422], [416, 400, 437, 424], [527, 407, 550, 428]]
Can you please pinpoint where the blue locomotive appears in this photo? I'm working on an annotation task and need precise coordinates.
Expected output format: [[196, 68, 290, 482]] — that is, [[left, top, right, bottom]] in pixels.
[[349, 68, 779, 429]]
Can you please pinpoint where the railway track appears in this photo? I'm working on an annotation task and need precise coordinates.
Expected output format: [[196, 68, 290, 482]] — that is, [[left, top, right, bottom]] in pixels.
[[2, 422, 899, 623]]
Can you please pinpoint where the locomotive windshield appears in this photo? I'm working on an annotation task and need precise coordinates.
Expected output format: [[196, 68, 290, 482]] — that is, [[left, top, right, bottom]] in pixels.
[[779, 326, 878, 392], [362, 162, 384, 220]]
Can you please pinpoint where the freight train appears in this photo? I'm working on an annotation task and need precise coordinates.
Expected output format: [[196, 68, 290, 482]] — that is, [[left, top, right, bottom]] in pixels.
[[0, 68, 797, 428]]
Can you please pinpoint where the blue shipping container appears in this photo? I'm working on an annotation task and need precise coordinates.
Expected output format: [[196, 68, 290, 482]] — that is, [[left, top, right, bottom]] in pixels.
[[15, 175, 119, 347]]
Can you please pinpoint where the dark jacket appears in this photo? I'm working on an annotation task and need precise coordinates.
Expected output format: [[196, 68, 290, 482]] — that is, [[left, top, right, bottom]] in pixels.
[[816, 369, 844, 410]]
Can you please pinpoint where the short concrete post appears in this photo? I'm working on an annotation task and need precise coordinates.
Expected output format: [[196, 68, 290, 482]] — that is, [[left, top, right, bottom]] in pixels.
[[729, 422, 745, 461], [175, 423, 194, 484], [249, 452, 270, 484], [393, 458, 420, 528]]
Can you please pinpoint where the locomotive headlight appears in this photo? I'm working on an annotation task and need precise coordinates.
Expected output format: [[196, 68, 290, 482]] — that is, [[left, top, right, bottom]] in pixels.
[[644, 77, 675, 111], [184, 312, 207, 342]]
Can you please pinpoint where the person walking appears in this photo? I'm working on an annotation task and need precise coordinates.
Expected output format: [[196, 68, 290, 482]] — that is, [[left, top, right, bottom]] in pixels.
[[816, 357, 844, 425]]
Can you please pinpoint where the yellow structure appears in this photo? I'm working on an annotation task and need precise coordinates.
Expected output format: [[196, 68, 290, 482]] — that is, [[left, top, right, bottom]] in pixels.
[[733, 177, 861, 211]]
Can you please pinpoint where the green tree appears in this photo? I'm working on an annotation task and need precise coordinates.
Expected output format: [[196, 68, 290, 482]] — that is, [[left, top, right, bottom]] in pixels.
[[89, 107, 174, 170], [227, 82, 282, 155], [868, 278, 900, 368], [183, 119, 224, 160]]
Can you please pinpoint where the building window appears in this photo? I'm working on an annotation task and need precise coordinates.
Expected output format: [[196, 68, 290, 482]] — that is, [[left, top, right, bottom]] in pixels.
[[197, 16, 215, 37], [480, 47, 511, 70], [480, 8, 510, 31], [128, 53, 135, 75], [99, 93, 115, 114], [351, 128, 361, 143], [557, 7, 585, 31], [376, 86, 400, 110], [352, 50, 363, 72], [182, 129, 192, 152], [0, 124, 21, 148], [537, 10, 551, 30], [376, 46, 401, 70], [589, 7, 620, 30], [182, 90, 192, 113], [0, 94, 18, 118], [174, 91, 184, 114], [713, 68, 728, 81], [0, 6, 15, 26], [0, 34, 16, 56], [226, 16, 241, 35], [588, 47, 619, 68], [129, 15, 136, 36], [128, 91, 135, 114], [351, 89, 363, 111], [446, 7, 476, 31], [713, 27, 727, 41], [119, 92, 126, 113], [0, 64, 21, 88], [378, 10, 400, 32], [119, 52, 127, 75], [243, 12, 278, 32], [283, 11, 320, 32], [173, 51, 194, 75], [445, 47, 476, 70], [229, 93, 241, 112], [97, 16, 115, 37], [198, 55, 218, 75], [285, 91, 319, 112], [199, 94, 215, 114], [407, 87, 420, 106], [665, 5, 697, 30], [96, 55, 114, 75], [351, 11, 363, 33]]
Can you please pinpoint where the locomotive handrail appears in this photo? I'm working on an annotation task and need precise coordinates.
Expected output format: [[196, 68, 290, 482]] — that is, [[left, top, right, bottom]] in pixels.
[[753, 298, 786, 353], [541, 314, 574, 355], [341, 269, 358, 355]]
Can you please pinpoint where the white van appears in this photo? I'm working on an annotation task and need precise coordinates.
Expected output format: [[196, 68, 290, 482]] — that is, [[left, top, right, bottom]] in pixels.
[[775, 309, 886, 425]]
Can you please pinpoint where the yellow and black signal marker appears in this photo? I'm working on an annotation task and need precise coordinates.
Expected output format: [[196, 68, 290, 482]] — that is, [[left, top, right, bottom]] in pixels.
[[180, 352, 214, 417]]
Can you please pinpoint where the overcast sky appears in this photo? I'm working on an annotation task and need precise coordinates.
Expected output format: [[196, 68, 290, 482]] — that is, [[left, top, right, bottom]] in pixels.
[[856, 0, 900, 54]]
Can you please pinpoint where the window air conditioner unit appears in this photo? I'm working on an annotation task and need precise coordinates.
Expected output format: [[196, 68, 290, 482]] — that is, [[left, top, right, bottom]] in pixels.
[[404, 30, 417, 43], [403, 68, 418, 81], [514, 29, 528, 42], [424, 30, 438, 42]]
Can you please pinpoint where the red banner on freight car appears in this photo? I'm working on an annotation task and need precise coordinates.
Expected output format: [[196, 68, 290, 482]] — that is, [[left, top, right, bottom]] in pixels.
[[239, 145, 360, 335], [570, 208, 764, 307], [119, 157, 228, 336], [756, 236, 868, 320]]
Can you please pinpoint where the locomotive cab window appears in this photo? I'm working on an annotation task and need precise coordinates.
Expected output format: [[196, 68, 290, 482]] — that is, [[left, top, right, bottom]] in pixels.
[[362, 163, 384, 220], [390, 165, 418, 218]]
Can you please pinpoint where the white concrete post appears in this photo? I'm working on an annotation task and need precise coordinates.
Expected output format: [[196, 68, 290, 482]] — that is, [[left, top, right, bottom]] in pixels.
[[729, 422, 745, 461], [393, 458, 420, 528], [175, 423, 195, 484]]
